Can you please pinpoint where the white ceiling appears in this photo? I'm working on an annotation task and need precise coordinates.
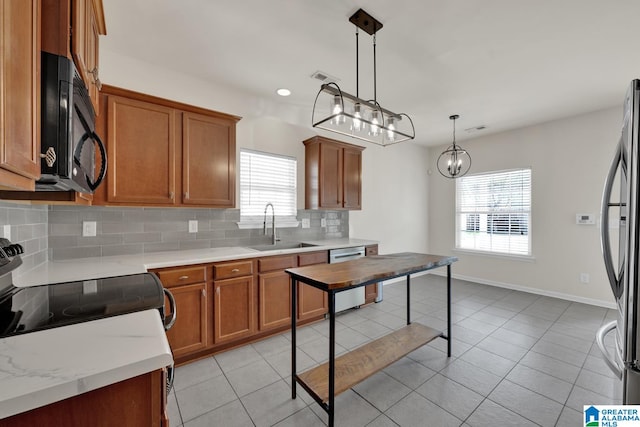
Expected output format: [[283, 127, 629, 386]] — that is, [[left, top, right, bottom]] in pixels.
[[101, 0, 640, 146]]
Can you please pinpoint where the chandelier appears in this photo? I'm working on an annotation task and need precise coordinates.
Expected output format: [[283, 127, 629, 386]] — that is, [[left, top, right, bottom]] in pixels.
[[311, 9, 415, 147], [437, 115, 472, 178]]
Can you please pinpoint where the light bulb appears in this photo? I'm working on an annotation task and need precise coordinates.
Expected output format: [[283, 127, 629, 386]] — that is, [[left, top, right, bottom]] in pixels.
[[330, 95, 345, 125], [351, 103, 363, 132], [386, 116, 396, 141], [369, 110, 381, 137]]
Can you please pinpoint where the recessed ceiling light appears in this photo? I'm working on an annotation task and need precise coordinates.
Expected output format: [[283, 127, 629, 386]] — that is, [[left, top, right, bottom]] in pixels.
[[276, 88, 291, 97]]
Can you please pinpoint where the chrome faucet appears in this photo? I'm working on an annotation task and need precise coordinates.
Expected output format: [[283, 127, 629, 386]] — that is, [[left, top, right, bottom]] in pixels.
[[263, 203, 279, 245]]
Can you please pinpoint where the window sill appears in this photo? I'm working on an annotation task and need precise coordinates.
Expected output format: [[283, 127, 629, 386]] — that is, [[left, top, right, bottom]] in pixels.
[[453, 248, 536, 263], [237, 219, 300, 230]]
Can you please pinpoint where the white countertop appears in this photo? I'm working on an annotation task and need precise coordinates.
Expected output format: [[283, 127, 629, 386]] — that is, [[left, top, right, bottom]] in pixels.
[[0, 309, 173, 419], [15, 238, 378, 287], [1, 237, 376, 419]]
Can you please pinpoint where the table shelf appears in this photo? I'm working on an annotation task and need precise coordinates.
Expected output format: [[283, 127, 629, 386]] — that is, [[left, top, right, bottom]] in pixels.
[[297, 322, 442, 403]]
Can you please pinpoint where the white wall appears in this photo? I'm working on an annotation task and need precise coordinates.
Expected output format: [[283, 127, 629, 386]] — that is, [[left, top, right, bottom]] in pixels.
[[100, 49, 430, 256], [428, 107, 622, 307]]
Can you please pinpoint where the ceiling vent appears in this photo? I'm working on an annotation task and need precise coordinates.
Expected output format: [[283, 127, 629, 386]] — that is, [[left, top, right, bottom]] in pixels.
[[310, 70, 340, 84], [464, 125, 487, 134]]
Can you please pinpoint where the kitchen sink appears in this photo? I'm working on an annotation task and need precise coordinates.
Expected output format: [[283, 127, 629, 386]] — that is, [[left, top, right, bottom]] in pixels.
[[247, 242, 319, 251]]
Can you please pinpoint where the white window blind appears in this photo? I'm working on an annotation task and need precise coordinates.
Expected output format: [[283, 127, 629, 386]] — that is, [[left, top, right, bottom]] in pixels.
[[240, 149, 297, 219], [455, 168, 532, 256]]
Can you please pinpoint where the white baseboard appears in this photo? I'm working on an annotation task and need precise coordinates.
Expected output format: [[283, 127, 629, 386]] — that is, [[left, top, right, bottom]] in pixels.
[[383, 270, 616, 310]]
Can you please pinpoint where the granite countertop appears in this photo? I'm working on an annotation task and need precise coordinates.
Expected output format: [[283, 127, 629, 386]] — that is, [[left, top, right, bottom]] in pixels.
[[15, 238, 378, 287], [0, 309, 173, 419]]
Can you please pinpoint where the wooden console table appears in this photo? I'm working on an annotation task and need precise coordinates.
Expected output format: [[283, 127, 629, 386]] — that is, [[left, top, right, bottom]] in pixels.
[[286, 252, 457, 427]]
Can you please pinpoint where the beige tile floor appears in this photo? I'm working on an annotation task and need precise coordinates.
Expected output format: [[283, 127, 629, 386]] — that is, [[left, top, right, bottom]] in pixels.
[[167, 275, 621, 426]]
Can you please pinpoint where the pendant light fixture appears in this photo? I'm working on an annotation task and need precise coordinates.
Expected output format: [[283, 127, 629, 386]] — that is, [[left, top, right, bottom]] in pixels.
[[312, 9, 415, 147], [437, 115, 472, 178]]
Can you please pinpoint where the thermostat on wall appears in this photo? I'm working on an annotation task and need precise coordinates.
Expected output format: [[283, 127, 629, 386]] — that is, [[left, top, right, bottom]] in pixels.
[[576, 213, 595, 225]]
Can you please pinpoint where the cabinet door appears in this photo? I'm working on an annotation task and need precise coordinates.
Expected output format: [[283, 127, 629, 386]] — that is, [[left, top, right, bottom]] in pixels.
[[106, 95, 177, 204], [182, 112, 235, 207], [0, 0, 40, 190], [319, 142, 343, 209], [258, 270, 291, 331], [343, 147, 362, 209], [84, 0, 101, 114], [0, 370, 165, 427], [165, 283, 207, 358], [213, 276, 256, 343], [364, 245, 378, 304], [297, 251, 328, 321]]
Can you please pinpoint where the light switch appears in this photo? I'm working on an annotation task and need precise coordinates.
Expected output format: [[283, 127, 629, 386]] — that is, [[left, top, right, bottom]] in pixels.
[[301, 218, 310, 229], [82, 221, 97, 237], [188, 220, 198, 233]]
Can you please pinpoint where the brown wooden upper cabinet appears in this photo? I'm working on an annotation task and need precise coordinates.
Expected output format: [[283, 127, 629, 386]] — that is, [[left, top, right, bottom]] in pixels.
[[42, 0, 106, 115], [303, 136, 364, 210], [93, 86, 240, 207], [0, 0, 41, 191]]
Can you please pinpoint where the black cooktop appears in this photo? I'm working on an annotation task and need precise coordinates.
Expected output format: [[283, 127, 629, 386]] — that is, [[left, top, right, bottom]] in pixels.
[[0, 273, 165, 338]]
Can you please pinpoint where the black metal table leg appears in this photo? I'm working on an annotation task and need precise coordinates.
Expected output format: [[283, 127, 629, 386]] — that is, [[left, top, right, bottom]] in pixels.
[[447, 264, 452, 357], [328, 291, 336, 427], [291, 277, 297, 399], [406, 274, 411, 325]]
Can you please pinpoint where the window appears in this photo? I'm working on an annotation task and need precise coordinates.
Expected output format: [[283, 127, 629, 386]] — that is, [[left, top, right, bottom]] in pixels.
[[239, 149, 297, 227], [456, 168, 531, 256]]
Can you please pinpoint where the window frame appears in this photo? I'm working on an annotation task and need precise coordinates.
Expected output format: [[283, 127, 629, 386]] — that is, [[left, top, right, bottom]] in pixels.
[[238, 149, 299, 229], [454, 168, 533, 259]]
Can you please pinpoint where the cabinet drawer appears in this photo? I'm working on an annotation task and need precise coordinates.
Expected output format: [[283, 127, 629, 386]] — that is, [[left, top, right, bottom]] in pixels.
[[298, 251, 328, 266], [155, 266, 206, 287], [258, 255, 296, 273], [214, 260, 254, 279], [365, 245, 378, 256]]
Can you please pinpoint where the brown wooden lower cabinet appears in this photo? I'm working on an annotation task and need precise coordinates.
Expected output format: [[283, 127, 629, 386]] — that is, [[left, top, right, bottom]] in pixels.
[[297, 251, 329, 321], [213, 275, 256, 343], [154, 265, 210, 358], [0, 370, 167, 427], [155, 251, 331, 364], [258, 270, 292, 331], [164, 282, 208, 357], [258, 255, 296, 332], [364, 244, 379, 304]]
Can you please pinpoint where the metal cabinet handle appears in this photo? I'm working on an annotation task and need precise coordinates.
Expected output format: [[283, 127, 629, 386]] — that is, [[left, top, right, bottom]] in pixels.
[[178, 275, 189, 280], [87, 67, 102, 90], [184, 192, 189, 199], [169, 192, 174, 200], [216, 287, 220, 295], [201, 289, 206, 297], [231, 268, 240, 273]]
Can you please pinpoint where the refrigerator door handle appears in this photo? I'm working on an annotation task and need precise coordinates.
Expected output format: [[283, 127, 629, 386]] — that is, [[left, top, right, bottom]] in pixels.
[[601, 139, 625, 298], [596, 320, 623, 379]]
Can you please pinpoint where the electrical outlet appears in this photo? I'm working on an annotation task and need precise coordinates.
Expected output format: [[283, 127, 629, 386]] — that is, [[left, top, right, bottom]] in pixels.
[[580, 273, 590, 284], [321, 218, 327, 228], [301, 218, 310, 229], [188, 220, 198, 233], [82, 221, 97, 237]]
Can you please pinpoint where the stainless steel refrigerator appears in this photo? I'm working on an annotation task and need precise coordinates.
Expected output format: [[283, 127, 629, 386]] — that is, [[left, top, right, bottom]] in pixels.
[[598, 79, 640, 403]]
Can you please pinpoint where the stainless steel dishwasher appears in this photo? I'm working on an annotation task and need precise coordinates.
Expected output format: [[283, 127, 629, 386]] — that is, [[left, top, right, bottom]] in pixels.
[[329, 246, 366, 312]]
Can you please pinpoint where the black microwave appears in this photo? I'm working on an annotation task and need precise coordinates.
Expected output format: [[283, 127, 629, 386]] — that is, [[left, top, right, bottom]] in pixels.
[[37, 52, 106, 193]]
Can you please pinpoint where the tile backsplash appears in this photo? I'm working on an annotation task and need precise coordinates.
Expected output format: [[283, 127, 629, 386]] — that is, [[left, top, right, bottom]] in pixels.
[[0, 202, 48, 274], [48, 206, 348, 260]]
